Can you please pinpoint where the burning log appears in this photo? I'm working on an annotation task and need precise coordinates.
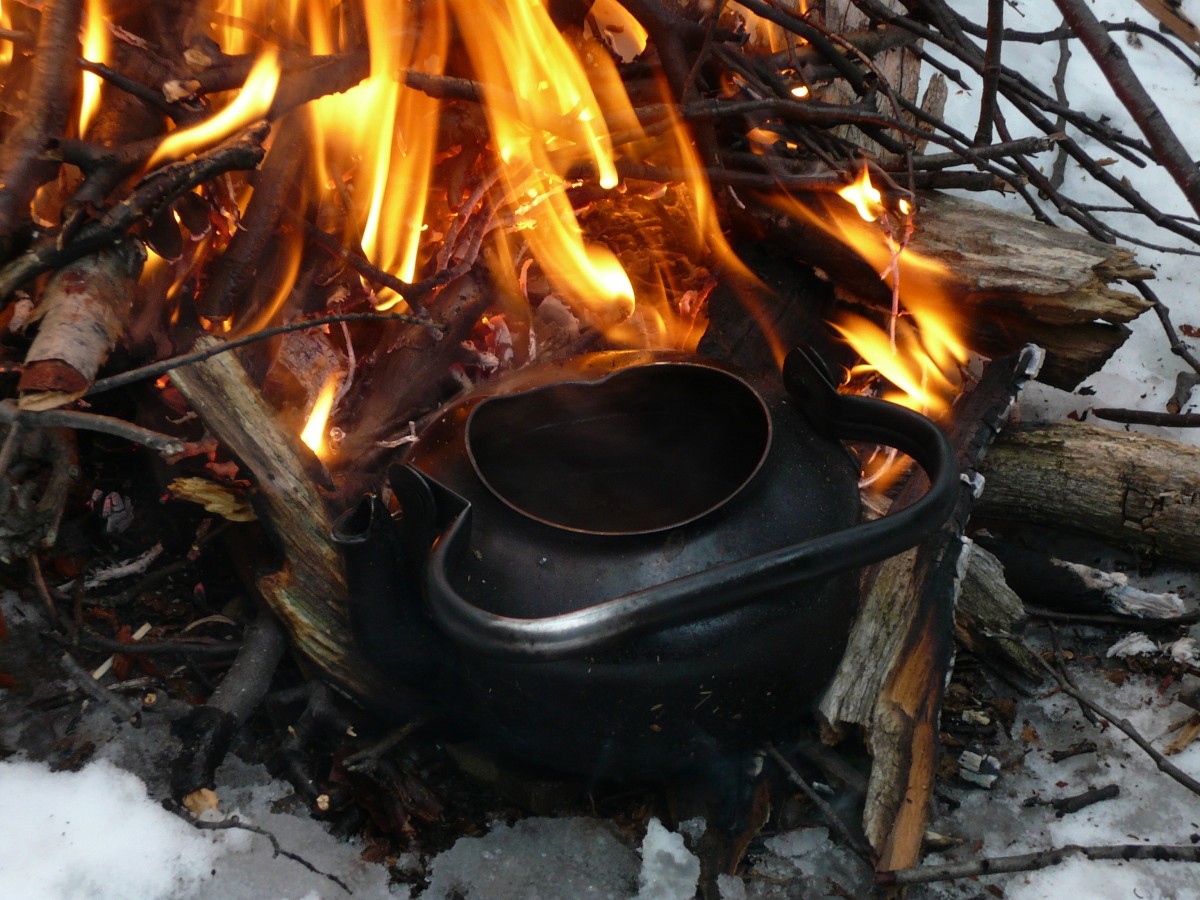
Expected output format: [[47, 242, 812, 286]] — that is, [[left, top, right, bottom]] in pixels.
[[751, 191, 1152, 388], [977, 421, 1200, 567]]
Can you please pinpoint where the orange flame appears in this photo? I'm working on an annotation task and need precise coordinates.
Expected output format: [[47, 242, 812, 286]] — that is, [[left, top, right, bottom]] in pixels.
[[148, 48, 280, 166], [836, 165, 884, 222], [770, 170, 968, 414], [300, 374, 337, 458], [80, 0, 109, 136]]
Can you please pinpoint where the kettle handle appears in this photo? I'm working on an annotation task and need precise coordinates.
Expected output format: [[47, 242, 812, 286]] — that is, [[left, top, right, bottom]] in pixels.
[[424, 347, 960, 660]]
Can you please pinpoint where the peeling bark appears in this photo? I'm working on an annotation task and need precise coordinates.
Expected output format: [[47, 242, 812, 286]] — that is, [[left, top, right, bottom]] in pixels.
[[18, 242, 146, 411]]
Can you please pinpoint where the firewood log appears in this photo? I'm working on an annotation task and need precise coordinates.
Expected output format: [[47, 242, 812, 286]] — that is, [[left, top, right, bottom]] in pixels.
[[977, 420, 1200, 566]]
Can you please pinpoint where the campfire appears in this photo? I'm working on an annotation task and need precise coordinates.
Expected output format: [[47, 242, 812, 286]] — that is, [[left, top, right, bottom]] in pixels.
[[3, 0, 1200, 893]]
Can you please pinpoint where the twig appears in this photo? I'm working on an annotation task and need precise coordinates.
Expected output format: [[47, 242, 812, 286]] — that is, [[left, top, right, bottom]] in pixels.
[[1052, 783, 1119, 816], [75, 632, 241, 658], [1047, 623, 1097, 725], [1049, 24, 1072, 190], [766, 745, 875, 865], [29, 552, 61, 627], [0, 400, 189, 456], [0, 124, 270, 301], [87, 311, 445, 397], [1135, 280, 1200, 378], [974, 0, 1005, 146], [878, 842, 1200, 886], [1035, 655, 1200, 797], [179, 813, 351, 894], [1091, 408, 1200, 427], [58, 650, 143, 725]]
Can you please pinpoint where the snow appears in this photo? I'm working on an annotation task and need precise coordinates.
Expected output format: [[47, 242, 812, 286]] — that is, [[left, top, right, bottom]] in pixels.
[[0, 758, 245, 900], [423, 817, 639, 899], [4, 1, 1200, 898]]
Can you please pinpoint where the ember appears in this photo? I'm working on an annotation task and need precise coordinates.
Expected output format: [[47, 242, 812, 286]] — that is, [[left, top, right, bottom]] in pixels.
[[3, 0, 1200, 895]]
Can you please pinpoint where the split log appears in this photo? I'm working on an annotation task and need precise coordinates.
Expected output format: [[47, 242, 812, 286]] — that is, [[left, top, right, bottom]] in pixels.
[[170, 337, 391, 703], [976, 421, 1200, 566], [819, 344, 1043, 870], [748, 191, 1152, 388], [18, 242, 145, 411], [955, 544, 1045, 685]]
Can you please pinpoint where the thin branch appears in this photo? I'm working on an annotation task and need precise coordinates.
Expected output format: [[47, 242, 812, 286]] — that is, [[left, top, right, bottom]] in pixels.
[[1134, 280, 1200, 378], [879, 843, 1200, 886], [87, 311, 446, 397], [1091, 408, 1200, 427], [974, 0, 1005, 146], [0, 400, 190, 456], [1036, 655, 1200, 797], [58, 650, 143, 725]]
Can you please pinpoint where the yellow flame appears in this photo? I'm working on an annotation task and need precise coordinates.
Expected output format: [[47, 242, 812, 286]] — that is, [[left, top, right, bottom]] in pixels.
[[307, 1, 446, 309], [300, 374, 337, 458], [80, 0, 109, 136], [148, 48, 280, 166], [836, 166, 884, 222], [0, 2, 11, 68], [769, 184, 968, 413], [444, 0, 639, 320]]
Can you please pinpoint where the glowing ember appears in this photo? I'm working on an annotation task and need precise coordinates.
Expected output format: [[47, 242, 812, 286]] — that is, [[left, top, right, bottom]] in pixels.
[[148, 48, 280, 166], [80, 0, 109, 136], [300, 375, 338, 458]]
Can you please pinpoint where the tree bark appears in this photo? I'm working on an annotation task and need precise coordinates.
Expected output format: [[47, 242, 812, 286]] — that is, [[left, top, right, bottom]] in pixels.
[[976, 420, 1200, 565]]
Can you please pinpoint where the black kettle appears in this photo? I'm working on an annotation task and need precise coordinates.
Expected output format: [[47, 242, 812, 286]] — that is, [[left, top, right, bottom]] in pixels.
[[335, 348, 958, 779]]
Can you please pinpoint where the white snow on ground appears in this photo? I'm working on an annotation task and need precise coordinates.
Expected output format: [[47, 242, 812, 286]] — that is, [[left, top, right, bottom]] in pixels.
[[3, 1, 1200, 898], [0, 758, 247, 900]]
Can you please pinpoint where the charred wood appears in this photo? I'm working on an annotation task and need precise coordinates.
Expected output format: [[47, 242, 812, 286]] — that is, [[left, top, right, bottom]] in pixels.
[[198, 115, 306, 322], [820, 344, 1043, 870], [170, 608, 286, 801], [0, 123, 268, 302], [975, 534, 1190, 621]]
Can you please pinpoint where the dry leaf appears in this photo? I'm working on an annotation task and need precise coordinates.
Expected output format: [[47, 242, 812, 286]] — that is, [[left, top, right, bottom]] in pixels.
[[168, 477, 256, 522], [183, 787, 219, 817]]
